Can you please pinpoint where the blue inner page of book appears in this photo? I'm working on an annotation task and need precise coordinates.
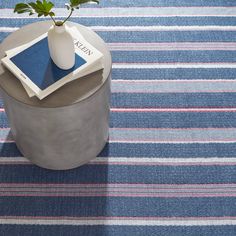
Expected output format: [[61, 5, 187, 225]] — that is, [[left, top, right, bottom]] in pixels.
[[10, 37, 86, 90]]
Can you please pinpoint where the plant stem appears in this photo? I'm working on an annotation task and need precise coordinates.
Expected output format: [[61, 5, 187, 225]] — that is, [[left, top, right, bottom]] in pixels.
[[49, 14, 56, 25], [62, 8, 73, 25]]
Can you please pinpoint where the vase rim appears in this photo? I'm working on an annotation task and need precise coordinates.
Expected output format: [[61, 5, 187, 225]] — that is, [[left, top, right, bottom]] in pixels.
[[53, 24, 66, 33]]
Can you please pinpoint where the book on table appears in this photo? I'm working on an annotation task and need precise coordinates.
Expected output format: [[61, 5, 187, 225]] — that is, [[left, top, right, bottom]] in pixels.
[[1, 26, 104, 100]]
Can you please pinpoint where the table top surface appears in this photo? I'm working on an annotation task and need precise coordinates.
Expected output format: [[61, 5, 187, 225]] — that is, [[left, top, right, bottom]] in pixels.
[[0, 21, 112, 108]]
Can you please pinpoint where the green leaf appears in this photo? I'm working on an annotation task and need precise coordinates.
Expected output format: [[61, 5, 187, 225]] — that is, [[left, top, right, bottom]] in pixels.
[[79, 0, 99, 4], [69, 0, 79, 7], [14, 3, 34, 15], [15, 0, 55, 17], [28, 2, 37, 9], [69, 0, 99, 8]]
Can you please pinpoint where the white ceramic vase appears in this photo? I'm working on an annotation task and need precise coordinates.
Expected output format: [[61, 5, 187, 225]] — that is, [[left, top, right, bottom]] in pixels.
[[47, 23, 75, 70]]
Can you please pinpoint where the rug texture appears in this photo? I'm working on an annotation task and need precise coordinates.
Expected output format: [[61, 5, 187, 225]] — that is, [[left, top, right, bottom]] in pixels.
[[0, 0, 236, 235]]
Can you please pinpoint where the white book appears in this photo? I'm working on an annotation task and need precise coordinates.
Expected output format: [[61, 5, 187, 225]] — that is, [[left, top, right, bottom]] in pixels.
[[1, 26, 104, 100]]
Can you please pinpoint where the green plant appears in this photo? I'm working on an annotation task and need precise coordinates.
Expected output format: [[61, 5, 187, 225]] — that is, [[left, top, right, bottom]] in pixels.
[[14, 0, 99, 26]]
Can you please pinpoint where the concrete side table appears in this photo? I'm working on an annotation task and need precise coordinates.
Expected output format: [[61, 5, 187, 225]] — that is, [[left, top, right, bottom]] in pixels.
[[0, 21, 112, 170]]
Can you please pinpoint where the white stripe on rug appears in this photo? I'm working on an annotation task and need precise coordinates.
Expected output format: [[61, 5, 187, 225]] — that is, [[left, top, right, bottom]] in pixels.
[[90, 157, 236, 166], [111, 80, 236, 93], [92, 26, 236, 31], [2, 26, 236, 32], [109, 42, 236, 51], [1, 157, 236, 166], [112, 63, 236, 69], [0, 217, 235, 226], [2, 157, 236, 165], [3, 128, 236, 143], [110, 107, 236, 112], [108, 128, 236, 143], [108, 140, 236, 144], [0, 182, 235, 197]]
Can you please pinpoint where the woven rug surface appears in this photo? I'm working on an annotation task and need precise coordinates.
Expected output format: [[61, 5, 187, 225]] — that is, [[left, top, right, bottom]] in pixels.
[[1, 0, 236, 235]]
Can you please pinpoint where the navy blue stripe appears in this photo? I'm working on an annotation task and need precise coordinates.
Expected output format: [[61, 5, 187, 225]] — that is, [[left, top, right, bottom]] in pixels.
[[1, 111, 236, 132], [0, 100, 4, 108], [0, 165, 235, 183], [1, 110, 236, 129], [0, 197, 235, 216], [111, 93, 236, 108], [0, 67, 236, 98], [111, 111, 236, 128], [0, 93, 226, 110], [0, 225, 235, 236], [2, 17, 236, 27], [2, 142, 236, 158], [112, 68, 236, 80], [2, 0, 236, 7], [1, 111, 236, 129], [99, 143, 236, 158], [0, 143, 21, 156], [0, 112, 9, 128], [112, 51, 236, 63]]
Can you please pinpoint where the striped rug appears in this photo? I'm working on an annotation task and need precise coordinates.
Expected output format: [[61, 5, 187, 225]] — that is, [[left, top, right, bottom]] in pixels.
[[1, 0, 236, 235]]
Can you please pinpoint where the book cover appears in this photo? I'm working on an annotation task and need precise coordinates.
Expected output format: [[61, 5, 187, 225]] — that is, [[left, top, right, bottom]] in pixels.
[[1, 27, 103, 100]]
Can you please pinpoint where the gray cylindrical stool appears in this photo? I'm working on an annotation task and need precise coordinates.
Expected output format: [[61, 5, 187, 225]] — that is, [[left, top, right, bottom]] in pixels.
[[0, 21, 112, 170]]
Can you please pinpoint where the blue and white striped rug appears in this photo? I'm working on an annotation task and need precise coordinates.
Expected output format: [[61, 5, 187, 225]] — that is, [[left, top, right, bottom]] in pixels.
[[1, 0, 236, 235]]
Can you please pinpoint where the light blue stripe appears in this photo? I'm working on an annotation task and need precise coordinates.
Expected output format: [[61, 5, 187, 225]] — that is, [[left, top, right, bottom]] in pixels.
[[2, 30, 236, 43], [4, 128, 236, 142], [112, 68, 236, 80], [2, 0, 236, 7], [111, 80, 236, 93], [111, 51, 236, 63], [2, 7, 236, 18], [0, 32, 9, 42], [0, 129, 11, 140], [109, 129, 236, 142]]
